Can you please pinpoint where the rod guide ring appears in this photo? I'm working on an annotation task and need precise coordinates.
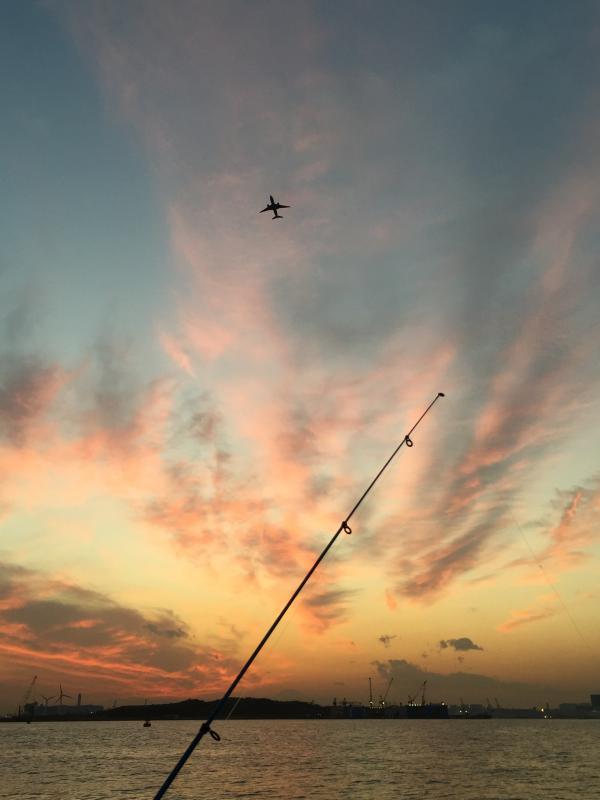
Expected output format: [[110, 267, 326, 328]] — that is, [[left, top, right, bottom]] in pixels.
[[200, 722, 221, 742]]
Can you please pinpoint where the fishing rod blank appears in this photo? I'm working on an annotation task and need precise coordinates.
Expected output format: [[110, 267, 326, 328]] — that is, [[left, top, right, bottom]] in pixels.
[[153, 392, 445, 799]]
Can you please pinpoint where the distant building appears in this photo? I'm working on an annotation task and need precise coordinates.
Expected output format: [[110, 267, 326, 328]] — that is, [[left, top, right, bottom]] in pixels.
[[591, 695, 600, 709], [24, 702, 103, 717], [559, 703, 578, 712]]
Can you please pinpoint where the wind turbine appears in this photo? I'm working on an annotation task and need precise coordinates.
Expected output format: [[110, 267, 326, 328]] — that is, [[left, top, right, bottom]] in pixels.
[[55, 684, 72, 705], [41, 694, 56, 707]]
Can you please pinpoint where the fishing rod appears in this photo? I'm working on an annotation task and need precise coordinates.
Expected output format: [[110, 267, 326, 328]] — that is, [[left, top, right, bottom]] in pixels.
[[153, 391, 445, 799]]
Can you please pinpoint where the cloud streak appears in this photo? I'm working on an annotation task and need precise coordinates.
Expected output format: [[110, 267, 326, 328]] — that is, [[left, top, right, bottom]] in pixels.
[[498, 606, 558, 633]]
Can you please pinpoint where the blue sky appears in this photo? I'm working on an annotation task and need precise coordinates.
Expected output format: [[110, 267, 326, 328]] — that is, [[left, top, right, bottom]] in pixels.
[[1, 2, 168, 367]]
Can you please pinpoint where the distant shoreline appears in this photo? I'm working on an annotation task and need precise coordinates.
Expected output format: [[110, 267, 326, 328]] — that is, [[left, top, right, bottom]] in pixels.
[[3, 716, 600, 723], [4, 696, 599, 723]]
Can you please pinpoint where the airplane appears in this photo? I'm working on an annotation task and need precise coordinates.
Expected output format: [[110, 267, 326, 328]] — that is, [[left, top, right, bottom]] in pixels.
[[259, 194, 290, 219]]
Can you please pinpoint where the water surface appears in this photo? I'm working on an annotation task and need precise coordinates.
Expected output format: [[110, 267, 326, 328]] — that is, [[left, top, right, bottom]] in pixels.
[[1, 718, 599, 799]]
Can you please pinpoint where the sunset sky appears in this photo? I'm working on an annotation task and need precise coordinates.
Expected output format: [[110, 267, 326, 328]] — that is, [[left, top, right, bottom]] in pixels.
[[1, 1, 599, 714]]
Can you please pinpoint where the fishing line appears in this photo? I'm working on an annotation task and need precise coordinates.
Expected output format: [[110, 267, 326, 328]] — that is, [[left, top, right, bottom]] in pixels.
[[152, 392, 445, 799], [510, 511, 597, 660], [225, 696, 242, 721]]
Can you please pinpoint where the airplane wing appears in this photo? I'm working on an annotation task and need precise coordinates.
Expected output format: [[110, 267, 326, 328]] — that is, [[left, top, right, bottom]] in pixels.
[[276, 204, 290, 209], [259, 206, 270, 213]]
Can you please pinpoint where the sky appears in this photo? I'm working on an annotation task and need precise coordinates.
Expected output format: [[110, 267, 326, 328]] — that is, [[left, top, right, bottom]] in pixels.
[[1, 0, 599, 714]]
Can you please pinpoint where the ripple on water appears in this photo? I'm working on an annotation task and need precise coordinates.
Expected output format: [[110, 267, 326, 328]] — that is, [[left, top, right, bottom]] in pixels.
[[1, 719, 599, 799]]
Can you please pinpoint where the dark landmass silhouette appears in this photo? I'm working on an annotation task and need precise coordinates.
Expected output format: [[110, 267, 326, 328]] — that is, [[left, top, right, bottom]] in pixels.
[[104, 697, 320, 720]]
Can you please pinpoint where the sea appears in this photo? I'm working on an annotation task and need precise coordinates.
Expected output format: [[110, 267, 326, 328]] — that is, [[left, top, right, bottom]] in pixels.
[[1, 718, 599, 799]]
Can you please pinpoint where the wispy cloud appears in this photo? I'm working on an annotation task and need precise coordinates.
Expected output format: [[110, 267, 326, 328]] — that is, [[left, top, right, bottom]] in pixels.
[[506, 474, 600, 579], [301, 587, 357, 633], [499, 476, 600, 634], [384, 172, 600, 601], [536, 478, 600, 570], [0, 297, 68, 448], [0, 355, 65, 447]]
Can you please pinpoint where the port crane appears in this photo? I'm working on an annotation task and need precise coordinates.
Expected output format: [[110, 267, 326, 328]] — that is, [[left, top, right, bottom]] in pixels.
[[18, 675, 37, 718], [408, 680, 427, 706], [380, 677, 394, 707]]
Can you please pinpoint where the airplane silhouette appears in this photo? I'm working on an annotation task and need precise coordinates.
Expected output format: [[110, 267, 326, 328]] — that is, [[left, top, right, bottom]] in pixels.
[[260, 195, 290, 219]]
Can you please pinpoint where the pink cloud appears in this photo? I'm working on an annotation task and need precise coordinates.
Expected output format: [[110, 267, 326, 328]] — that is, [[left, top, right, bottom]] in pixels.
[[158, 330, 195, 376], [498, 606, 557, 633], [531, 479, 600, 572], [384, 589, 397, 611]]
